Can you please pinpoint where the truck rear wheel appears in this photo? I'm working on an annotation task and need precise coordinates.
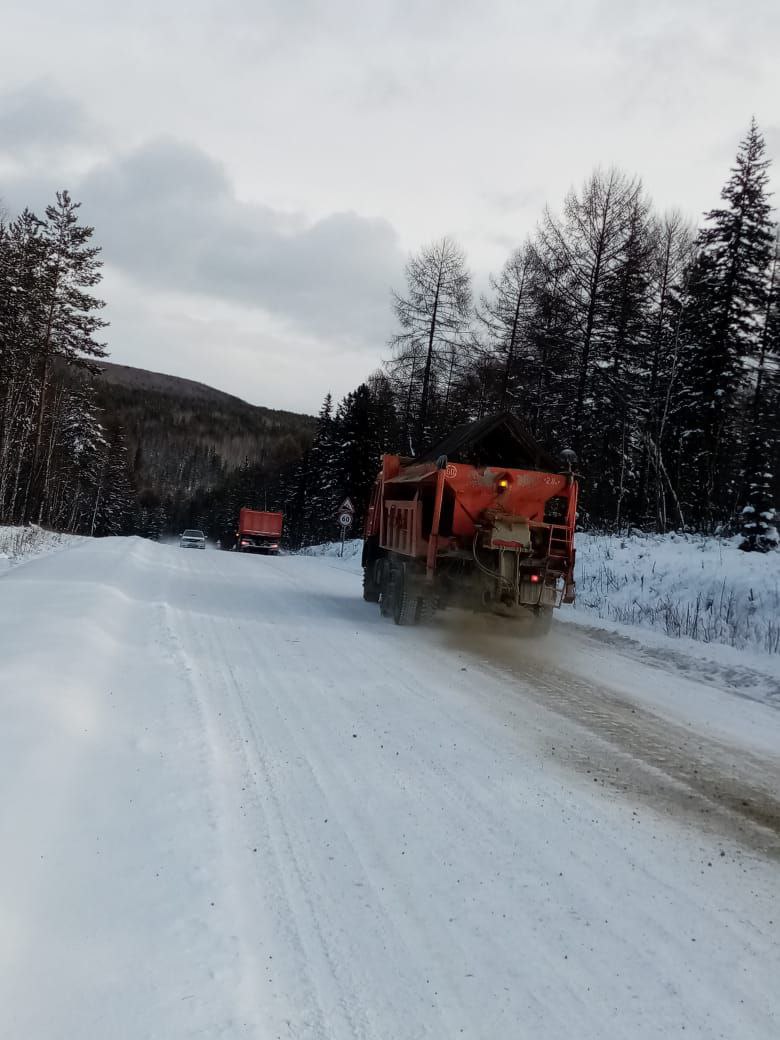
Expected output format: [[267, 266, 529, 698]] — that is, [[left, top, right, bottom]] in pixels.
[[362, 565, 381, 603], [391, 563, 420, 626], [379, 561, 394, 617]]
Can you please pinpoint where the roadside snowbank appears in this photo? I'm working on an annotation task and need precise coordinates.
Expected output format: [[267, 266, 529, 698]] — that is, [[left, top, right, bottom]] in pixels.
[[303, 533, 780, 661], [299, 537, 363, 564], [572, 532, 779, 656], [0, 525, 87, 573]]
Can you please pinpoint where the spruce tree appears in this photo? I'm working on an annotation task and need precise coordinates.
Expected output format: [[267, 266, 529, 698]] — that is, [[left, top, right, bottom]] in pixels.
[[680, 120, 775, 528], [25, 191, 108, 522], [300, 394, 339, 544], [329, 381, 399, 534], [523, 257, 576, 450], [740, 230, 780, 551], [0, 210, 47, 518]]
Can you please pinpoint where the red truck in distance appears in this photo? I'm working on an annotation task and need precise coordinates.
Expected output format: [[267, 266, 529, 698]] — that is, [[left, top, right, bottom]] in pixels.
[[236, 509, 283, 554]]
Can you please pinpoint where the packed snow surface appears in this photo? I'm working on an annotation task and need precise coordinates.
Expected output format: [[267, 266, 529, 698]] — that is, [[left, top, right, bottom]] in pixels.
[[1, 536, 779, 1039]]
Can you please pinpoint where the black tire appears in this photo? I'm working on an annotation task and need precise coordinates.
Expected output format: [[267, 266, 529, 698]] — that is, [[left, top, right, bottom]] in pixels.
[[379, 560, 394, 617], [416, 596, 435, 624], [392, 564, 419, 626], [363, 565, 381, 603]]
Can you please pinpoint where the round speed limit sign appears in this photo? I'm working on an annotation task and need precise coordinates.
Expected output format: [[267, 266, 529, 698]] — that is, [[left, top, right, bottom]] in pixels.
[[339, 512, 353, 527]]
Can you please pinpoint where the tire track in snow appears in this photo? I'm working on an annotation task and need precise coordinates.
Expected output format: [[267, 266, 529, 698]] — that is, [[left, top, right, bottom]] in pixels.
[[159, 547, 333, 1038], [198, 616, 371, 1040], [455, 640, 780, 858], [155, 548, 780, 1039], [195, 553, 770, 1039], [176, 557, 477, 1039], [165, 581, 375, 1039], [222, 619, 491, 1039], [192, 553, 592, 1037]]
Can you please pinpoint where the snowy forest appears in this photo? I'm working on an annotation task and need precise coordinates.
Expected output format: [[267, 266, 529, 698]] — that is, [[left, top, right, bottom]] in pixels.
[[2, 121, 778, 549], [244, 120, 778, 552], [0, 192, 136, 535]]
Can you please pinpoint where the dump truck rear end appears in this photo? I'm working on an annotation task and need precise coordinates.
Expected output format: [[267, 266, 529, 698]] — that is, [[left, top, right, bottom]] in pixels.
[[361, 413, 577, 633], [237, 509, 283, 554]]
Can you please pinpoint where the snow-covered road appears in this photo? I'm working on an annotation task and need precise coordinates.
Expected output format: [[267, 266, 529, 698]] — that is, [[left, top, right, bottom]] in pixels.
[[1, 537, 778, 1039]]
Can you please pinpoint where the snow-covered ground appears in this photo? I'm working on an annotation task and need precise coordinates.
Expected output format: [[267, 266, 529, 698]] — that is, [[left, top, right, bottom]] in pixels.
[[307, 532, 780, 703], [573, 531, 780, 656], [1, 535, 778, 1039], [0, 524, 86, 573]]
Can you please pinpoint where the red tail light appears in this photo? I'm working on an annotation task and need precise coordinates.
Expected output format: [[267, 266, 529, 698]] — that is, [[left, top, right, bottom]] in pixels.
[[530, 574, 540, 583]]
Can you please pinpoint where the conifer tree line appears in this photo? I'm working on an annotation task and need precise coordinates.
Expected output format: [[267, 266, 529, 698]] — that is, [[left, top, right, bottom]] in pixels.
[[0, 192, 139, 534], [258, 120, 778, 552], [4, 122, 778, 551], [192, 375, 399, 549]]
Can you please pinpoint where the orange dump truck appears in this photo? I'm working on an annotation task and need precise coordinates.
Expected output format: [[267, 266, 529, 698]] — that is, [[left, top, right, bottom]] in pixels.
[[361, 412, 577, 633], [237, 508, 283, 554]]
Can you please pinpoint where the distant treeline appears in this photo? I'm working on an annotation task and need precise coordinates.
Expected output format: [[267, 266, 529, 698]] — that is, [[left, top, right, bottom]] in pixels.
[[66, 362, 314, 538], [185, 376, 398, 548]]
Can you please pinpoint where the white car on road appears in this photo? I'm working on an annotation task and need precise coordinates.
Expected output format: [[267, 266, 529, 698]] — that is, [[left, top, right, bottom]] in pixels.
[[179, 529, 206, 549]]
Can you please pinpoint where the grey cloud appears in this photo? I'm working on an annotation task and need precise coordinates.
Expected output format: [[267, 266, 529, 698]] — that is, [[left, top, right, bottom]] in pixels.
[[0, 80, 100, 158], [355, 67, 409, 112], [78, 138, 403, 344], [764, 125, 780, 161], [482, 188, 547, 213]]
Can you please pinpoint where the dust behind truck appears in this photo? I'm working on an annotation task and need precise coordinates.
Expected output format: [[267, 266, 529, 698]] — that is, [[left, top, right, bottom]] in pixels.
[[361, 412, 578, 634]]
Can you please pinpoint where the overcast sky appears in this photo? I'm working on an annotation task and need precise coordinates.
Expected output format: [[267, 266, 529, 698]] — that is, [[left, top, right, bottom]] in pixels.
[[1, 0, 779, 414]]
